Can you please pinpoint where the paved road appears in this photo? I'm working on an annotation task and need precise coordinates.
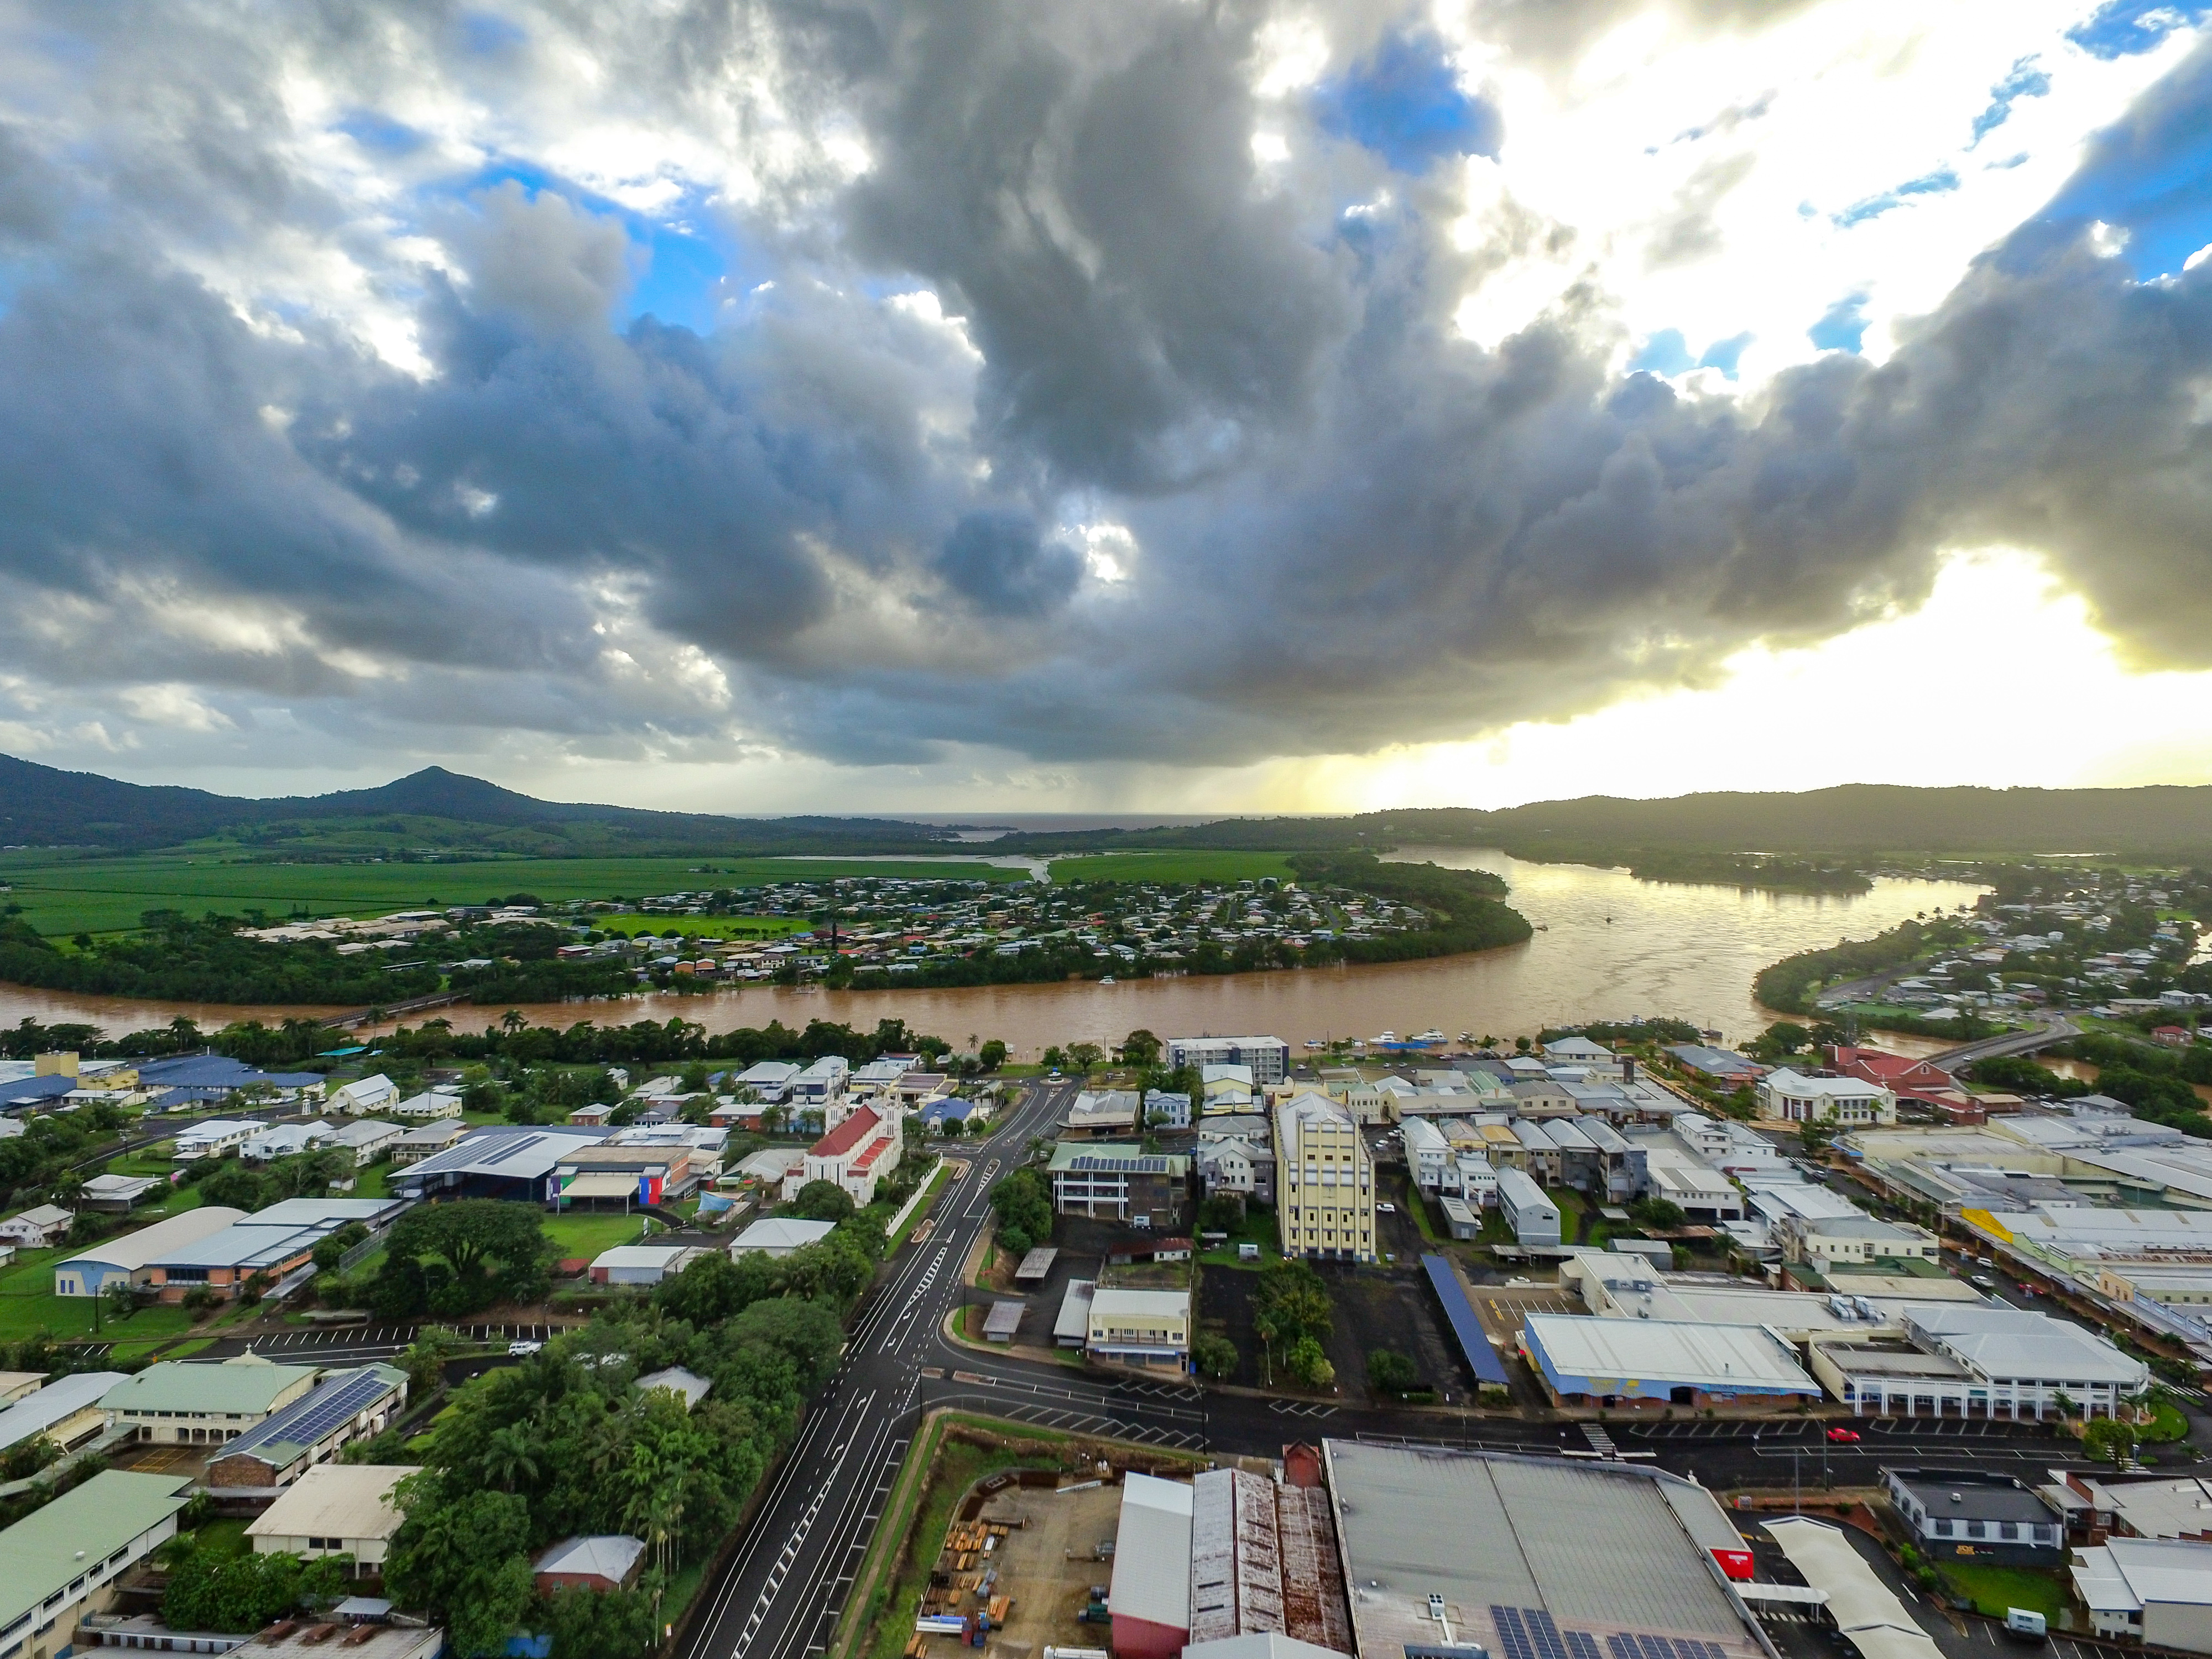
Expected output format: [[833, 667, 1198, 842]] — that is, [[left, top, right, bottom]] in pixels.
[[676, 1078, 1077, 1659], [1926, 1013, 2081, 1070]]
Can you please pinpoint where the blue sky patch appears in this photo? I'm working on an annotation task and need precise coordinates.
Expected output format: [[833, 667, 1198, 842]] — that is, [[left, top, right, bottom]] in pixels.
[[1697, 332, 1752, 377], [417, 156, 743, 332], [1628, 329, 1693, 376], [460, 11, 526, 56], [1808, 293, 1868, 353], [1971, 58, 2051, 144], [2067, 0, 2212, 59], [336, 110, 426, 156], [1834, 167, 1960, 227], [2033, 48, 2212, 279], [1313, 32, 1500, 174]]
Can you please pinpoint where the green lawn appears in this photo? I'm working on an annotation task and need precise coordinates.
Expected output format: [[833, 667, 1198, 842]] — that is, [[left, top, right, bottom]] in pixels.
[[1044, 850, 1298, 885], [0, 1246, 197, 1347], [0, 851, 1024, 937], [542, 1212, 649, 1260], [1196, 1208, 1282, 1270], [2143, 1396, 2191, 1442], [1938, 1562, 2069, 1623]]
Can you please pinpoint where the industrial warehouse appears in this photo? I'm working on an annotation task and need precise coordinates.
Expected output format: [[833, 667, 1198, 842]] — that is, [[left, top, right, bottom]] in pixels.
[[1091, 1443, 1775, 1659]]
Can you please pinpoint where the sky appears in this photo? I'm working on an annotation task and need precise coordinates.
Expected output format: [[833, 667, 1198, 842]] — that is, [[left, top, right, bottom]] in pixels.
[[4, 0, 2212, 815]]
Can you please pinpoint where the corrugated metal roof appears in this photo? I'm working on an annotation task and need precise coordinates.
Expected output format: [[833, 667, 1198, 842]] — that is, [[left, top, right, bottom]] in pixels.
[[1523, 1314, 1818, 1396], [1323, 1442, 1766, 1659], [58, 1207, 248, 1275], [1110, 1472, 1194, 1631], [246, 1463, 406, 1543], [0, 1371, 127, 1450], [0, 1470, 193, 1631], [102, 1359, 319, 1416]]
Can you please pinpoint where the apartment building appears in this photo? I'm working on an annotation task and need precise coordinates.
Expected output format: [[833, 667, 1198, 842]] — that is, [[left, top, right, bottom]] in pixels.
[[1166, 1036, 1289, 1084], [1275, 1092, 1375, 1263], [1047, 1143, 1191, 1229]]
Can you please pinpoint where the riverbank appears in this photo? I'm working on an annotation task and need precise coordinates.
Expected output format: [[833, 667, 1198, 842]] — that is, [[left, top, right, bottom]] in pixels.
[[0, 858, 1987, 1058]]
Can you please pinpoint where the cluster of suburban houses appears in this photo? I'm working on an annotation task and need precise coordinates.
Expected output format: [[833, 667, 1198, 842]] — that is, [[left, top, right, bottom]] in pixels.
[[0, 1349, 720, 1659]]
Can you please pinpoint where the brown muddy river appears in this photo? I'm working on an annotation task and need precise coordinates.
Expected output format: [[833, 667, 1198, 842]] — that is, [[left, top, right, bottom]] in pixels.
[[0, 848, 1987, 1058]]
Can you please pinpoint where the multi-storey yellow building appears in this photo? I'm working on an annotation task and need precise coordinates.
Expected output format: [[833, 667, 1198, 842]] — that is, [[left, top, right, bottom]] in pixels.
[[1275, 1092, 1376, 1262]]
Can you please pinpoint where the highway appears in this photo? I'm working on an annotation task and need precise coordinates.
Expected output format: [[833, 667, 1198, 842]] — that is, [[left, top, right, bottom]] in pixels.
[[676, 1076, 1078, 1659]]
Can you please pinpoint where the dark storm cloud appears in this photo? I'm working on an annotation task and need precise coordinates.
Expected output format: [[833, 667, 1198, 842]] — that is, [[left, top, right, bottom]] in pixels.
[[0, 0, 2210, 778], [934, 511, 1083, 618]]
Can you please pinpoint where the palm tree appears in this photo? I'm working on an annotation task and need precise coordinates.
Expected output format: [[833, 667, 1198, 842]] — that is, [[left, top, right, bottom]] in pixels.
[[482, 1424, 540, 1494], [500, 1009, 526, 1036], [49, 1170, 83, 1208]]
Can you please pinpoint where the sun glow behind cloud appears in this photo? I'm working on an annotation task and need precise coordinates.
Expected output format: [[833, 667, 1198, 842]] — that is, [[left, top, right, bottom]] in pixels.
[[1267, 549, 2212, 813]]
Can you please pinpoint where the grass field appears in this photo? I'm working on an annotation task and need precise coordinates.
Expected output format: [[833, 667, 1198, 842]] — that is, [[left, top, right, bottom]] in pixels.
[[542, 1211, 650, 1260], [1938, 1562, 2069, 1622], [0, 1245, 197, 1349], [0, 852, 1024, 936], [1045, 849, 1297, 884]]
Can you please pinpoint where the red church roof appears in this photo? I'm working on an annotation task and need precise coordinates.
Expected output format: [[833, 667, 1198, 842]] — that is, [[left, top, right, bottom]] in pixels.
[[810, 1104, 883, 1159], [1829, 1046, 1953, 1087]]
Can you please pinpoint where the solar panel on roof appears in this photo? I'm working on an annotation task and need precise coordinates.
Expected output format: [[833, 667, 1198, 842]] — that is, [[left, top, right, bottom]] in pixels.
[[1564, 1634, 1603, 1659], [221, 1368, 397, 1462], [1425, 1255, 1510, 1386]]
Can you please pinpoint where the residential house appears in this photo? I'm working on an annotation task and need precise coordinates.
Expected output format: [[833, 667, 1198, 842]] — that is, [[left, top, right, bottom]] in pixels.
[[729, 1061, 801, 1104], [328, 1119, 401, 1166], [388, 1090, 463, 1120], [790, 1056, 851, 1117], [77, 1174, 159, 1213], [534, 1535, 646, 1595], [171, 1120, 258, 1162], [0, 1206, 72, 1248], [241, 1120, 334, 1162], [388, 1119, 469, 1164], [328, 1075, 399, 1117]]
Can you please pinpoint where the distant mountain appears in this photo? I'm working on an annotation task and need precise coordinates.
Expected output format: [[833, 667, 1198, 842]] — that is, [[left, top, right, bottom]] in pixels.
[[6, 752, 2212, 860], [989, 785, 2212, 860], [0, 754, 962, 854]]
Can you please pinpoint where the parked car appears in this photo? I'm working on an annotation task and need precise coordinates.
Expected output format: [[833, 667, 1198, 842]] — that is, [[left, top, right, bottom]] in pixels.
[[508, 1339, 544, 1357], [1971, 1273, 1996, 1288], [1825, 1427, 1860, 1443], [1376, 1201, 1397, 1214]]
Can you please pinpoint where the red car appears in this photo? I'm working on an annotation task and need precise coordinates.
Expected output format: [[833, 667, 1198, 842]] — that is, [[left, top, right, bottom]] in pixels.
[[1825, 1427, 1861, 1443]]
